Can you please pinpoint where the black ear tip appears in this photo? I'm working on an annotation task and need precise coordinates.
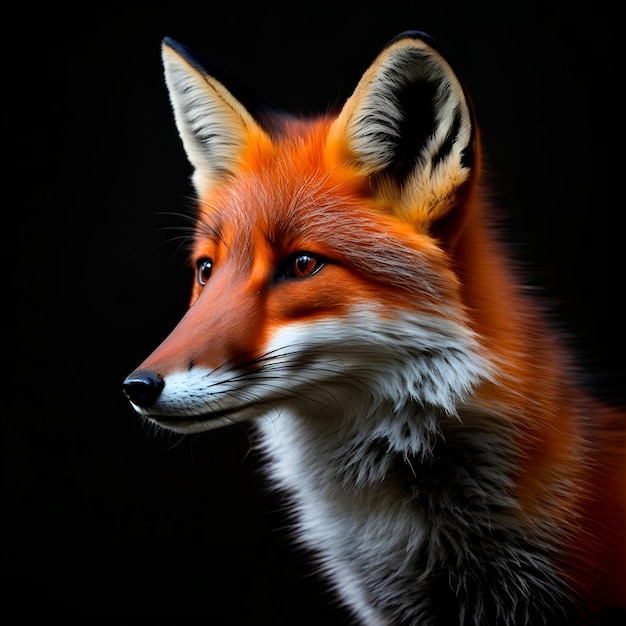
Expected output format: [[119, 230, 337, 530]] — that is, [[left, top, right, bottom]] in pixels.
[[386, 30, 439, 51], [162, 36, 193, 59], [162, 36, 179, 50]]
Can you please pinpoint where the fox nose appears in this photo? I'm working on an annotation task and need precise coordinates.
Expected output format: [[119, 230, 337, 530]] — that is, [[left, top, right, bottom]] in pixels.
[[123, 369, 165, 408]]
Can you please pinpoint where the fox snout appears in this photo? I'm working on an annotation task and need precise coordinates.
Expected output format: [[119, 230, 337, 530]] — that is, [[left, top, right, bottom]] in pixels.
[[123, 369, 165, 409]]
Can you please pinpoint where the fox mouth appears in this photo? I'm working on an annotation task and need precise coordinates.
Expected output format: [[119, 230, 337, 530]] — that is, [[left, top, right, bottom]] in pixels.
[[142, 401, 266, 432]]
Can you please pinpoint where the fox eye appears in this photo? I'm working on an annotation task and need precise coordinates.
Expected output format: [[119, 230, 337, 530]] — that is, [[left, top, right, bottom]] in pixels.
[[196, 258, 213, 286], [290, 253, 324, 278]]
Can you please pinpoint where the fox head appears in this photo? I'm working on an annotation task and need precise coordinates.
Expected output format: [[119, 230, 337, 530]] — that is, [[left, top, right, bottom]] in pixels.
[[123, 31, 490, 452]]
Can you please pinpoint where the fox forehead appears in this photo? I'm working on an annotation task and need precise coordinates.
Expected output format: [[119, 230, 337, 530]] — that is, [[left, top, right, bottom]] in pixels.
[[191, 115, 441, 254], [192, 162, 458, 309], [193, 116, 368, 242], [194, 164, 371, 257]]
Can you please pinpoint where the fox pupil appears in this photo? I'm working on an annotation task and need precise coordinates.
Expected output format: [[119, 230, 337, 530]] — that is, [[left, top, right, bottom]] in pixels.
[[292, 254, 321, 278], [196, 258, 213, 286]]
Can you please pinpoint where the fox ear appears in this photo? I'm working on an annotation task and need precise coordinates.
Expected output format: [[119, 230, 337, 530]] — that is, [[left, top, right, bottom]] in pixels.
[[161, 37, 266, 193], [328, 32, 474, 229]]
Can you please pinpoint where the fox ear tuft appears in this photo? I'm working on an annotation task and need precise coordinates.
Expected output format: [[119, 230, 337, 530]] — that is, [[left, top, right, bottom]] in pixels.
[[161, 37, 265, 194], [328, 32, 475, 227]]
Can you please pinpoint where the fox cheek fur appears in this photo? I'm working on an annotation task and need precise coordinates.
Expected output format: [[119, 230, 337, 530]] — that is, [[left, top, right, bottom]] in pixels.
[[123, 31, 626, 626]]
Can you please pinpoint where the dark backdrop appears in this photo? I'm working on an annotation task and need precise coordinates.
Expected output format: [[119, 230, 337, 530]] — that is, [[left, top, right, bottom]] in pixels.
[[6, 3, 624, 625]]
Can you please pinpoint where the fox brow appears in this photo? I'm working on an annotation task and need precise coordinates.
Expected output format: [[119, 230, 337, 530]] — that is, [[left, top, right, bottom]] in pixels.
[[192, 171, 449, 301]]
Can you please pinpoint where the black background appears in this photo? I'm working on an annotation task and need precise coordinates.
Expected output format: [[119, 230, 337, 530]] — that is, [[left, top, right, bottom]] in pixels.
[[6, 3, 625, 624]]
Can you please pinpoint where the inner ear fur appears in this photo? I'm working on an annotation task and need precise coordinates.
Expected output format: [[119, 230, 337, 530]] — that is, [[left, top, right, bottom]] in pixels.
[[327, 31, 476, 235], [162, 37, 268, 195]]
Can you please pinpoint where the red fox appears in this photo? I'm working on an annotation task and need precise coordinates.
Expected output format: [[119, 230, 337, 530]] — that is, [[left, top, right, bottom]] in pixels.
[[123, 31, 626, 625]]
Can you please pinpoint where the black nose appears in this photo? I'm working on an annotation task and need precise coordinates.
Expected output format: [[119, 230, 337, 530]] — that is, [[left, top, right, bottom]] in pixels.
[[123, 369, 165, 408]]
